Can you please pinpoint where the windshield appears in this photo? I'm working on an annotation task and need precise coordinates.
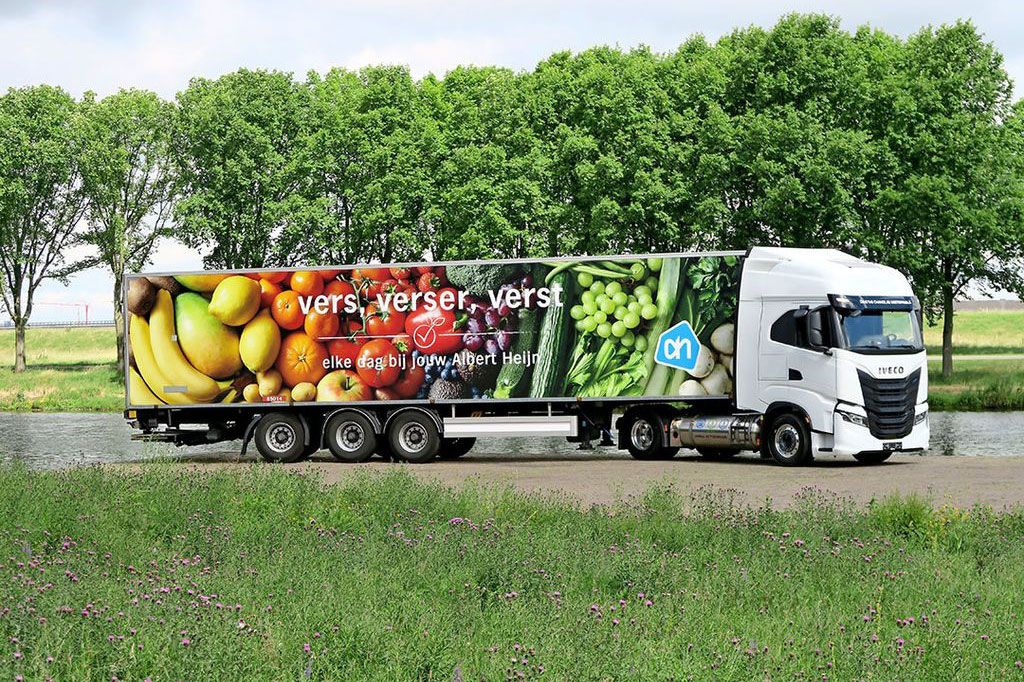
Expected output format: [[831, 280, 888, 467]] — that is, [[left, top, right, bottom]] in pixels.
[[838, 310, 924, 353]]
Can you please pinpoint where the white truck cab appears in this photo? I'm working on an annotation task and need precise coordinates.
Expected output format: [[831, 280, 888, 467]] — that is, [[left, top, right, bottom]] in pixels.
[[735, 247, 928, 464]]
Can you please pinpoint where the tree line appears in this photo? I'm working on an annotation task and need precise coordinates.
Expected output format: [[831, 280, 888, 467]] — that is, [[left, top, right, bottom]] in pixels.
[[1, 14, 1022, 377]]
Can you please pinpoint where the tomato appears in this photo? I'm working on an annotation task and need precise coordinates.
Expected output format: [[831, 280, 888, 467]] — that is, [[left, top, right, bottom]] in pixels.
[[433, 266, 448, 287], [405, 306, 464, 355], [271, 290, 305, 330], [379, 278, 401, 296], [364, 302, 406, 338], [417, 271, 441, 292], [326, 321, 366, 370], [389, 267, 411, 280], [355, 339, 401, 388], [392, 365, 425, 398], [304, 310, 341, 341], [258, 278, 282, 308], [412, 266, 433, 276], [391, 332, 414, 356], [318, 269, 341, 281], [290, 271, 324, 297], [324, 279, 356, 311]]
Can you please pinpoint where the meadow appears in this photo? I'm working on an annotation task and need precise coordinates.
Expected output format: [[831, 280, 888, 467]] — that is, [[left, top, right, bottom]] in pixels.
[[0, 310, 1021, 412], [0, 465, 1021, 680]]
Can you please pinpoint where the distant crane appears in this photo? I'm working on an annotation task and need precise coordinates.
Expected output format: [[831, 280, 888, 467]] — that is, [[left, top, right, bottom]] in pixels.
[[35, 301, 90, 324]]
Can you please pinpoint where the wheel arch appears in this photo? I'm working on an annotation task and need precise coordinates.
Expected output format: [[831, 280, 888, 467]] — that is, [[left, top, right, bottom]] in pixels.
[[322, 407, 383, 447], [383, 406, 443, 436]]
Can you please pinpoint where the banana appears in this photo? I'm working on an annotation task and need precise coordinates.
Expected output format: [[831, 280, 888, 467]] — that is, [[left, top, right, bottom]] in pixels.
[[148, 289, 223, 402], [129, 314, 191, 405], [220, 388, 239, 403], [128, 367, 161, 406]]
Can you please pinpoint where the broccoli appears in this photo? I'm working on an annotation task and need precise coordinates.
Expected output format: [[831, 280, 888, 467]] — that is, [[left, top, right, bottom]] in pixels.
[[446, 263, 521, 296]]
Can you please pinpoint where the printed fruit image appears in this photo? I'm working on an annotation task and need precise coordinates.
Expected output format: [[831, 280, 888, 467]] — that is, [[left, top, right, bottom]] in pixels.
[[276, 331, 328, 387], [355, 339, 401, 388], [128, 367, 160, 405], [290, 270, 324, 296], [291, 382, 317, 402], [148, 290, 228, 401], [258, 278, 282, 308], [257, 369, 283, 397], [316, 369, 371, 402], [271, 290, 305, 330], [239, 309, 282, 373], [304, 310, 340, 342], [174, 292, 243, 379], [127, 277, 157, 316], [174, 273, 230, 292], [208, 276, 261, 326], [257, 271, 288, 284], [243, 383, 261, 403]]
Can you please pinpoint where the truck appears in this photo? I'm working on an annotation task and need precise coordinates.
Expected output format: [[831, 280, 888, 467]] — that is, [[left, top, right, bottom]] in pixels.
[[123, 247, 929, 466]]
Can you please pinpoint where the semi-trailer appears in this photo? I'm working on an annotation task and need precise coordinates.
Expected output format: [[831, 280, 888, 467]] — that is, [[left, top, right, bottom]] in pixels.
[[123, 247, 929, 465]]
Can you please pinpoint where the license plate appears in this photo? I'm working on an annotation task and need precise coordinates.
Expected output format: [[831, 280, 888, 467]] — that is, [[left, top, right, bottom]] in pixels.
[[883, 441, 902, 451]]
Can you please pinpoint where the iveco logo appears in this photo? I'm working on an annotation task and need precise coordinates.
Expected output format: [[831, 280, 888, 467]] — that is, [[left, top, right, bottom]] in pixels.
[[877, 366, 905, 376]]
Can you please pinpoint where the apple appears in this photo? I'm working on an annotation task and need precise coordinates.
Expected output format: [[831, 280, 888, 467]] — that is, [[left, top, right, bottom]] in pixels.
[[316, 369, 371, 402]]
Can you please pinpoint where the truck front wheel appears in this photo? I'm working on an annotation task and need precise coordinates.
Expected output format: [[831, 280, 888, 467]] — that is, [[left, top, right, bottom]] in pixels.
[[766, 413, 812, 466], [324, 411, 377, 463], [624, 411, 678, 460], [387, 411, 440, 463], [254, 413, 307, 464]]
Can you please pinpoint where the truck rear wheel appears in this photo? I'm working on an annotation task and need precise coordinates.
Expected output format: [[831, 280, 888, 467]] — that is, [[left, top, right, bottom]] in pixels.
[[624, 411, 677, 460], [387, 411, 440, 463], [324, 411, 377, 463], [254, 413, 307, 464], [766, 413, 812, 466], [438, 437, 476, 459]]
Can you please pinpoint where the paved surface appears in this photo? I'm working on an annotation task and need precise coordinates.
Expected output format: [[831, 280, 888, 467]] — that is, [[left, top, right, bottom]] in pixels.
[[152, 449, 1024, 509]]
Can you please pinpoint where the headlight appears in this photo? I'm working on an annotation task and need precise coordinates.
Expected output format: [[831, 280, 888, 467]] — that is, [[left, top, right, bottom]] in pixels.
[[837, 409, 868, 427], [914, 411, 927, 425]]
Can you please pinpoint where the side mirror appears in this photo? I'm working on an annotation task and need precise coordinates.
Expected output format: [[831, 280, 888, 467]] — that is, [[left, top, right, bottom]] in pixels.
[[801, 307, 831, 354]]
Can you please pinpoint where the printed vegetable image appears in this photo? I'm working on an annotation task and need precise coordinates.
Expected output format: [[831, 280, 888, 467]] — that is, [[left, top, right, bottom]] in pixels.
[[126, 255, 740, 406]]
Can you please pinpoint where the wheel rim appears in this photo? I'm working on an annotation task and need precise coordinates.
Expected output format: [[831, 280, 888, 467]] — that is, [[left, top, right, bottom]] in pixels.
[[630, 419, 654, 451], [335, 421, 365, 453], [399, 422, 428, 454], [266, 423, 296, 454], [774, 424, 800, 458]]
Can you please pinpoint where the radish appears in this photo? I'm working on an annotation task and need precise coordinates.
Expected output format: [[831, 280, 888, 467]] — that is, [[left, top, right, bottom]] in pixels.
[[710, 323, 735, 355]]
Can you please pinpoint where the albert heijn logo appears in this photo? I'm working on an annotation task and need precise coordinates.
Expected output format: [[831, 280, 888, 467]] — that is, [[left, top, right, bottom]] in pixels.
[[655, 320, 700, 371]]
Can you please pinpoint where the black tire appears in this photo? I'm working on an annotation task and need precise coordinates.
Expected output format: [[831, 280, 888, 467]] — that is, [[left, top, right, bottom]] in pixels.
[[766, 413, 813, 466], [254, 413, 307, 463], [375, 438, 396, 461], [623, 411, 678, 460], [438, 437, 476, 459], [697, 447, 739, 459], [387, 410, 440, 463], [852, 451, 893, 465], [324, 411, 377, 463]]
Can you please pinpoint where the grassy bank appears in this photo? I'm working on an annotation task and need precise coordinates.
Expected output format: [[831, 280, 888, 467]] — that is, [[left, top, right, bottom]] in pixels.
[[1, 318, 1022, 412], [0, 466, 1022, 679]]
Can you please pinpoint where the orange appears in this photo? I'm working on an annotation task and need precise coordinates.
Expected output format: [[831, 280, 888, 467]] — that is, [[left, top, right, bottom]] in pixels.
[[304, 310, 340, 341], [319, 269, 341, 281], [259, 271, 288, 284], [258, 278, 282, 308], [271, 290, 304, 330], [276, 331, 328, 387], [290, 271, 324, 296]]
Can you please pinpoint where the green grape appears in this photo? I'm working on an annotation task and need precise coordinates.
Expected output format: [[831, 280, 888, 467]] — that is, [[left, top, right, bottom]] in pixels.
[[592, 310, 608, 324], [597, 322, 613, 338], [611, 321, 627, 338], [570, 304, 586, 320], [629, 262, 647, 279], [581, 290, 596, 306], [582, 300, 598, 315], [577, 271, 594, 288], [590, 280, 606, 295], [647, 257, 663, 272], [627, 301, 641, 314], [581, 316, 598, 333], [575, 319, 588, 332], [637, 293, 653, 307], [621, 330, 636, 347], [599, 298, 616, 315], [633, 285, 652, 299], [640, 303, 658, 320], [634, 335, 648, 352], [644, 276, 659, 291], [614, 305, 629, 320], [605, 281, 622, 296], [624, 312, 641, 329], [612, 291, 628, 306]]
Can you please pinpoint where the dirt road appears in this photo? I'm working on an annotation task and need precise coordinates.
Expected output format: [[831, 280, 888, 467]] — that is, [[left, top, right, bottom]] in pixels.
[[160, 447, 1024, 509]]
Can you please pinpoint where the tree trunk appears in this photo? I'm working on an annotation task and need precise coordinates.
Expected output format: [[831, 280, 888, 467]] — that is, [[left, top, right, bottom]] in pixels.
[[941, 280, 954, 380], [13, 321, 26, 373], [114, 276, 125, 375]]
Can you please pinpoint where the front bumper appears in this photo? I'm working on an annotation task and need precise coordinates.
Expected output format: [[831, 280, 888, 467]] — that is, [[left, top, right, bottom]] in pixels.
[[818, 404, 929, 456]]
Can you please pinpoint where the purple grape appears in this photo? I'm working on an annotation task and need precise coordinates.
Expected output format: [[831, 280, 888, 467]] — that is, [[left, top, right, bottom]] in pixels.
[[496, 329, 513, 351], [520, 274, 533, 288], [468, 302, 485, 319], [484, 339, 500, 356], [463, 333, 484, 351], [497, 303, 511, 317], [484, 309, 501, 328], [466, 318, 484, 335]]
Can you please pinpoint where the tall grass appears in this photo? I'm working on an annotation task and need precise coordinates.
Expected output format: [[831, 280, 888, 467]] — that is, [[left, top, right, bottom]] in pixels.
[[0, 466, 1022, 680]]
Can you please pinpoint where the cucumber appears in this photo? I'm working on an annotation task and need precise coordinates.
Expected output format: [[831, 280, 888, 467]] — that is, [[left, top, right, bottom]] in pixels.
[[529, 269, 576, 397], [493, 308, 538, 398]]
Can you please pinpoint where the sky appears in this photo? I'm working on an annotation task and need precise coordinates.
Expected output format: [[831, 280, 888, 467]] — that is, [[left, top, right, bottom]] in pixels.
[[1, 0, 1019, 321]]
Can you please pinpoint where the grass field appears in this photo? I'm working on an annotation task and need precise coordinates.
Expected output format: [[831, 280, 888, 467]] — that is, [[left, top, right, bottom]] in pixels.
[[0, 315, 1021, 412], [0, 466, 1022, 680]]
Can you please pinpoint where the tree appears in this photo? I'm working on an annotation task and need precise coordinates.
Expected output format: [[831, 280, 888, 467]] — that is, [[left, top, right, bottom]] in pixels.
[[0, 85, 89, 372], [173, 69, 313, 268], [80, 88, 176, 374]]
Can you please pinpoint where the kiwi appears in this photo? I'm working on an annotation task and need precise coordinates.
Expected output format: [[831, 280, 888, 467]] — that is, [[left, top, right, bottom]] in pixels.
[[146, 275, 183, 296], [126, 277, 157, 316]]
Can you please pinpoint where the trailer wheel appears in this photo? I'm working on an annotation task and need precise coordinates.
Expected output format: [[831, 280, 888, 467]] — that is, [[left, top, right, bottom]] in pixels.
[[623, 411, 677, 460], [697, 447, 739, 459], [766, 413, 812, 466], [324, 411, 377, 463], [438, 437, 476, 459], [387, 411, 440, 463], [254, 413, 307, 464], [852, 451, 892, 465]]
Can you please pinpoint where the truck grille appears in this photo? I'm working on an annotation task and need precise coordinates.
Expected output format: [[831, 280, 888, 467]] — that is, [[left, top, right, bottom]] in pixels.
[[857, 369, 921, 440]]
